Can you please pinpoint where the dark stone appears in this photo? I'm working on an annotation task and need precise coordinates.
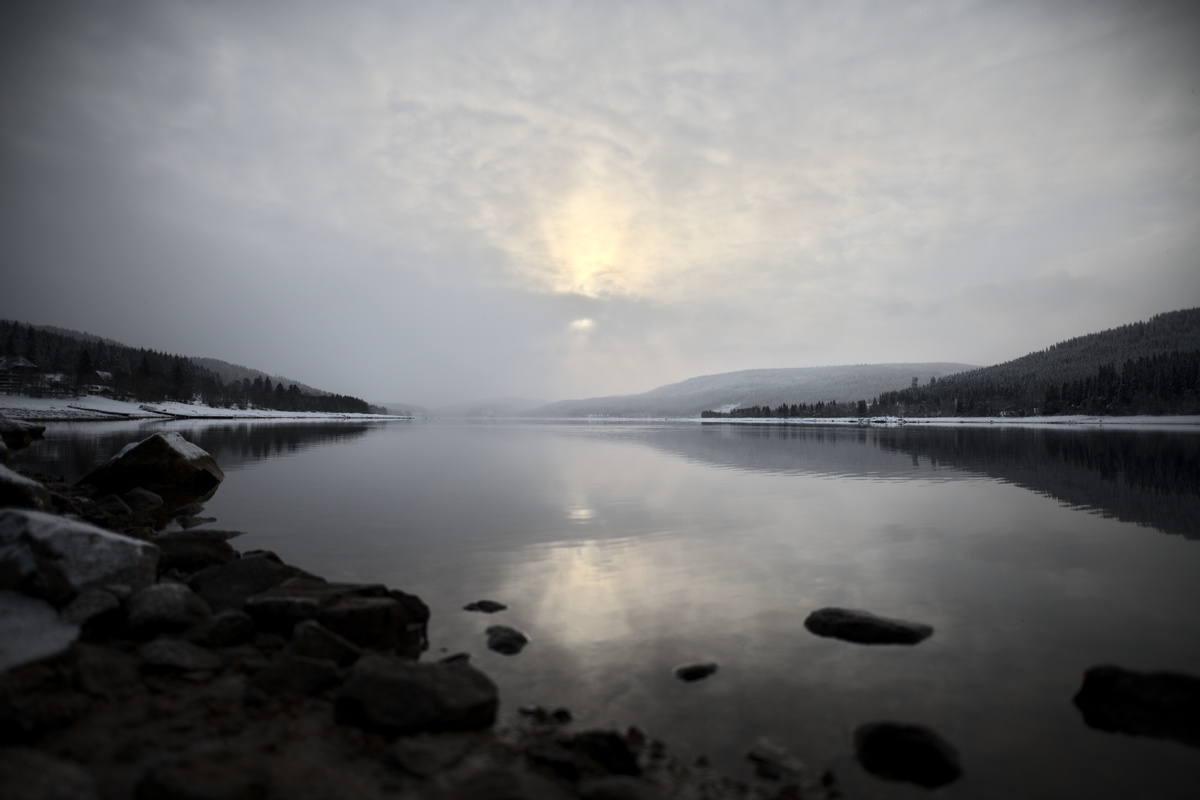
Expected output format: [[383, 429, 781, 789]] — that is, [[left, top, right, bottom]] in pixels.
[[60, 588, 125, 641], [287, 620, 362, 666], [0, 416, 45, 451], [485, 625, 529, 655], [0, 464, 54, 512], [580, 776, 664, 800], [1073, 665, 1200, 748], [673, 662, 717, 682], [184, 609, 257, 648], [335, 653, 498, 735], [89, 495, 133, 522], [188, 554, 308, 612], [559, 730, 642, 776], [140, 638, 222, 672], [0, 746, 100, 800], [804, 607, 933, 645], [448, 768, 572, 800], [77, 432, 225, 512], [244, 577, 380, 633], [127, 582, 212, 637], [122, 487, 164, 512], [387, 732, 476, 776], [246, 653, 340, 697], [154, 536, 237, 575], [133, 744, 269, 800], [317, 595, 407, 650], [464, 599, 507, 613], [854, 721, 962, 788]]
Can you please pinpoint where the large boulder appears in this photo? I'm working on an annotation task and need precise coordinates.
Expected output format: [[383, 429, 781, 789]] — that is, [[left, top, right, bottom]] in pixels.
[[0, 509, 160, 607], [335, 654, 498, 735], [0, 464, 54, 512], [804, 607, 933, 645], [77, 432, 224, 511], [0, 416, 45, 452], [1073, 665, 1200, 748], [0, 591, 80, 671]]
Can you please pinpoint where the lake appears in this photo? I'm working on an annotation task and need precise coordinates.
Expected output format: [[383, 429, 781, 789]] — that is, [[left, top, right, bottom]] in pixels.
[[13, 419, 1200, 799]]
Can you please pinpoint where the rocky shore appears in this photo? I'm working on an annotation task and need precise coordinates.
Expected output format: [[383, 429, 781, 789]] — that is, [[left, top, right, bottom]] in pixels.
[[0, 423, 848, 800]]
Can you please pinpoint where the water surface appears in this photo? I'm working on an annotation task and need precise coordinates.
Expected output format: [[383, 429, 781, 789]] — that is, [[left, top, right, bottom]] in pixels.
[[16, 420, 1200, 799]]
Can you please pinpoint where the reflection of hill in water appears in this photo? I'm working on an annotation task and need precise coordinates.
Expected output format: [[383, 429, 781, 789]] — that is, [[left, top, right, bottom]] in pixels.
[[16, 421, 376, 483], [650, 424, 1200, 540]]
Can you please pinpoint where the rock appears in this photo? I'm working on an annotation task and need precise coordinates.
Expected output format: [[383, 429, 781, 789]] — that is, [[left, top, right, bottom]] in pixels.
[[139, 638, 222, 672], [246, 653, 340, 697], [73, 647, 141, 696], [387, 732, 475, 776], [184, 609, 257, 648], [0, 464, 54, 512], [1073, 665, 1200, 748], [317, 595, 408, 650], [0, 439, 9, 466], [853, 721, 962, 788], [153, 535, 237, 575], [127, 582, 212, 637], [0, 591, 80, 671], [464, 599, 507, 613], [87, 494, 133, 523], [175, 515, 218, 530], [580, 776, 664, 800], [59, 588, 124, 639], [244, 577, 370, 633], [673, 662, 718, 682], [804, 607, 933, 645], [77, 432, 225, 511], [559, 730, 642, 777], [0, 746, 100, 800], [133, 743, 269, 800], [122, 487, 164, 512], [485, 625, 529, 655], [286, 620, 362, 666], [188, 553, 308, 612], [0, 416, 45, 451], [335, 653, 498, 735], [0, 509, 160, 607], [449, 768, 572, 800], [745, 737, 805, 781]]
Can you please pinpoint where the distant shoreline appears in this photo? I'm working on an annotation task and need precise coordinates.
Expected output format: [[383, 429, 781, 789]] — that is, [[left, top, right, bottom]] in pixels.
[[0, 394, 409, 423]]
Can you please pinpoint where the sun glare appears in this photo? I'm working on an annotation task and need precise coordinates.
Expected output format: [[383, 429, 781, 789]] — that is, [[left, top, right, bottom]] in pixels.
[[543, 192, 649, 297]]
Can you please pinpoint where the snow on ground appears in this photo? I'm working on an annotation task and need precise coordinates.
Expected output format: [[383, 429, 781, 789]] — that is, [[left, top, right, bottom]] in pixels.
[[547, 414, 1200, 431], [0, 395, 407, 422]]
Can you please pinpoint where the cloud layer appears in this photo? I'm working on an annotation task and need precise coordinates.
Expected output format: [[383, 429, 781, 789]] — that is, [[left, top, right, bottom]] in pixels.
[[2, 0, 1198, 404]]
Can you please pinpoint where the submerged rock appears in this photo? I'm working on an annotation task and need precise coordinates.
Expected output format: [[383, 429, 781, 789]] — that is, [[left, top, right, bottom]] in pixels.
[[464, 599, 507, 613], [745, 737, 805, 780], [804, 607, 933, 645], [1073, 665, 1200, 748], [336, 653, 498, 735], [672, 662, 718, 682], [853, 721, 961, 788], [485, 625, 529, 655], [77, 432, 225, 511], [0, 509, 160, 607]]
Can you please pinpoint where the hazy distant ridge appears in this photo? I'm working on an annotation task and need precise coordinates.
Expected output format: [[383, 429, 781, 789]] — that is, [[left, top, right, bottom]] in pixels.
[[526, 363, 976, 418]]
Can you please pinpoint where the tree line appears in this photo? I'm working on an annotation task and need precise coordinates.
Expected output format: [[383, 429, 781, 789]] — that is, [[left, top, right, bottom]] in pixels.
[[1, 320, 383, 414]]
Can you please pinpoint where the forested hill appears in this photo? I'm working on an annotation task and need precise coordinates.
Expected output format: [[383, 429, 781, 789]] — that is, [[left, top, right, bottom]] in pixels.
[[869, 308, 1200, 417], [704, 308, 1200, 419], [0, 320, 382, 414]]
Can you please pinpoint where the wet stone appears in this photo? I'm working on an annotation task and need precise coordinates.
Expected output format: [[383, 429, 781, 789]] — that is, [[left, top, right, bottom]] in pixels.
[[485, 625, 529, 655], [804, 607, 933, 645], [154, 535, 237, 575], [127, 582, 212, 637], [287, 619, 362, 666], [140, 638, 222, 672], [854, 721, 962, 788], [673, 662, 718, 682], [464, 599, 507, 613], [188, 553, 307, 613], [1073, 665, 1200, 748], [122, 487, 164, 512]]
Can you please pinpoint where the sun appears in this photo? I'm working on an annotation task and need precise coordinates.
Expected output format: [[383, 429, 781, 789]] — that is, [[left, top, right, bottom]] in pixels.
[[543, 191, 648, 297]]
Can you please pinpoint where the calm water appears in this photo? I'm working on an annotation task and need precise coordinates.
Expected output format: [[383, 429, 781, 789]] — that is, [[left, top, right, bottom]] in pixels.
[[15, 420, 1200, 799]]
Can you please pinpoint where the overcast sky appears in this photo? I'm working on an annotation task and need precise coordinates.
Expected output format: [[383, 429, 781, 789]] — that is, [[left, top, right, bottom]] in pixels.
[[2, 1, 1197, 406]]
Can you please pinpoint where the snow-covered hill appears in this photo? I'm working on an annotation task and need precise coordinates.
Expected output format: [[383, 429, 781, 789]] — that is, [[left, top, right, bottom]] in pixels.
[[526, 363, 977, 418]]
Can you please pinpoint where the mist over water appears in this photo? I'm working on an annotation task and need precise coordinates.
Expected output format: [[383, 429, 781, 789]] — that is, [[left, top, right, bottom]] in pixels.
[[17, 420, 1200, 799]]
